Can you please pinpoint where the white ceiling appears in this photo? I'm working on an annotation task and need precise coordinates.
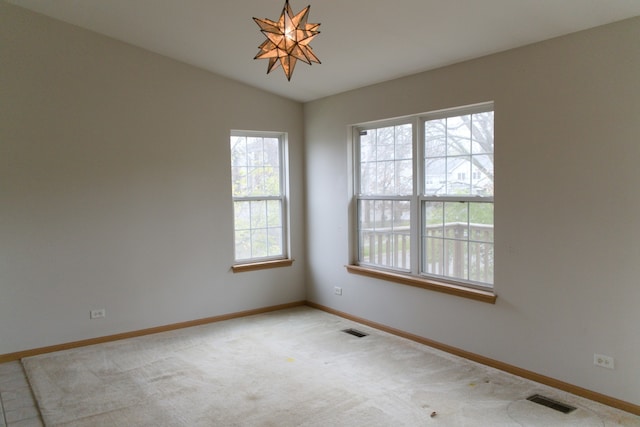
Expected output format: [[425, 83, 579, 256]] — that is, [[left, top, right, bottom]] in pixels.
[[7, 0, 640, 102]]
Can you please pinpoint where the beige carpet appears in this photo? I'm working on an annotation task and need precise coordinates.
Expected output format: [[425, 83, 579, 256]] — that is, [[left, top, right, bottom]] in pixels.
[[22, 307, 638, 426]]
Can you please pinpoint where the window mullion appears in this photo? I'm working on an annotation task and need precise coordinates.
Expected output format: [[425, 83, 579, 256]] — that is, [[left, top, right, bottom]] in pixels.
[[467, 202, 471, 282], [423, 197, 494, 204], [278, 133, 288, 259], [358, 195, 410, 201], [411, 117, 422, 276], [234, 195, 283, 202]]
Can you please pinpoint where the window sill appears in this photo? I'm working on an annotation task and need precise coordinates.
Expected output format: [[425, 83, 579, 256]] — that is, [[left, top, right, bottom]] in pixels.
[[345, 265, 497, 304], [232, 259, 294, 273]]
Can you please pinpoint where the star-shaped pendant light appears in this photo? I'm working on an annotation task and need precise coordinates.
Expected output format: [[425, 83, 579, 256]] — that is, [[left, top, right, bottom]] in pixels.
[[253, 0, 321, 81]]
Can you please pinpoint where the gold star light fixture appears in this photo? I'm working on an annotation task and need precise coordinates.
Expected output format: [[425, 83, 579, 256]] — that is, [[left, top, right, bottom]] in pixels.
[[253, 0, 321, 81]]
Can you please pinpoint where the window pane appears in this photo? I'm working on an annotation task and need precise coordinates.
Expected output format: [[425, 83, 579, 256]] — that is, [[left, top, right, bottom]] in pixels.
[[231, 136, 247, 167], [234, 230, 251, 260], [471, 111, 494, 155], [251, 229, 268, 258], [423, 237, 444, 276], [234, 201, 251, 231], [263, 138, 280, 168], [447, 156, 471, 195], [263, 166, 281, 195], [358, 199, 410, 270], [358, 199, 373, 264], [445, 239, 468, 281], [247, 167, 264, 196], [422, 200, 493, 285], [376, 127, 395, 161], [360, 132, 376, 162], [444, 202, 468, 239], [395, 123, 413, 185], [424, 157, 446, 195], [250, 201, 267, 229], [469, 242, 494, 283], [423, 202, 443, 236], [425, 119, 446, 157], [378, 161, 395, 195], [360, 199, 380, 264], [231, 166, 248, 197], [247, 137, 263, 167], [394, 230, 411, 270], [358, 124, 413, 196], [359, 161, 376, 195], [267, 227, 283, 257], [359, 199, 374, 230], [469, 203, 493, 243], [423, 201, 443, 277], [267, 200, 282, 228], [233, 201, 251, 260], [395, 159, 413, 195], [395, 124, 412, 147], [425, 111, 493, 198], [447, 115, 471, 156], [231, 137, 248, 197], [471, 154, 493, 196], [395, 139, 412, 160], [232, 136, 282, 198]]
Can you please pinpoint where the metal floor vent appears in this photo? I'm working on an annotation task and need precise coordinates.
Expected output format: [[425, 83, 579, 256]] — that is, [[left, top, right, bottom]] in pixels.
[[342, 328, 368, 338], [526, 394, 577, 414]]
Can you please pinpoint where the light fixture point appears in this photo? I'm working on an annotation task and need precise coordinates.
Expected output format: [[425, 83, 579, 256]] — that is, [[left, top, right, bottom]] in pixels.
[[253, 0, 321, 81]]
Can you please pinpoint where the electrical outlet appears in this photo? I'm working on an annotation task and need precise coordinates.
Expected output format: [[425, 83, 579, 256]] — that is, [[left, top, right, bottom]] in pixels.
[[90, 309, 106, 319], [334, 286, 342, 295], [594, 353, 614, 369]]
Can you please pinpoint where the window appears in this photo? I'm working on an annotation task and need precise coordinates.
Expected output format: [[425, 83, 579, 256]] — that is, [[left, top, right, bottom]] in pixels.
[[354, 103, 494, 290], [357, 123, 413, 271], [230, 131, 288, 264]]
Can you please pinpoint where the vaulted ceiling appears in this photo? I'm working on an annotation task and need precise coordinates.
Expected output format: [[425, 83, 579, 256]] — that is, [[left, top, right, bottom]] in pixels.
[[7, 0, 640, 102]]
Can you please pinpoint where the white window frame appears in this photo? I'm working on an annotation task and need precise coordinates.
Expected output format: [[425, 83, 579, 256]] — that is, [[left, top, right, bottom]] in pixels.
[[352, 103, 494, 292], [230, 130, 290, 266], [354, 119, 417, 275]]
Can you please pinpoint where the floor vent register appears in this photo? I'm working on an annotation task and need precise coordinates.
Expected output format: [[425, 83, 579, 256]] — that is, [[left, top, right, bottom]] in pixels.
[[526, 394, 577, 414], [342, 328, 369, 338]]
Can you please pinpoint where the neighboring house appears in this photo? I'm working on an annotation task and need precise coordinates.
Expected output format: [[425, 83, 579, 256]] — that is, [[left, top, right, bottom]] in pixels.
[[425, 156, 493, 196]]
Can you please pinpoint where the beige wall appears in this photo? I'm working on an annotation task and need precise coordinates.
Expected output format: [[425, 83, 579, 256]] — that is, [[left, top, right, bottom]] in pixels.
[[2, 0, 639, 408], [0, 3, 306, 354], [304, 17, 640, 405]]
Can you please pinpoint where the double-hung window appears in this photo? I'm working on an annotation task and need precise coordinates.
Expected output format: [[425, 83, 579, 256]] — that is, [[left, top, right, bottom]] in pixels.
[[354, 103, 494, 291], [230, 131, 288, 265], [357, 122, 414, 271]]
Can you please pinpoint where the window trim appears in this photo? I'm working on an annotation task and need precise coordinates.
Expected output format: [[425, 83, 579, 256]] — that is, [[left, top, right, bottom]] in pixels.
[[230, 130, 291, 267], [232, 258, 294, 273], [345, 264, 496, 303], [350, 102, 495, 298]]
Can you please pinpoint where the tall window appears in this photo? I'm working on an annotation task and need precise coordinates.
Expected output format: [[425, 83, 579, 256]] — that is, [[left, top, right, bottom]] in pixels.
[[357, 123, 413, 271], [355, 103, 494, 288], [230, 131, 288, 263]]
